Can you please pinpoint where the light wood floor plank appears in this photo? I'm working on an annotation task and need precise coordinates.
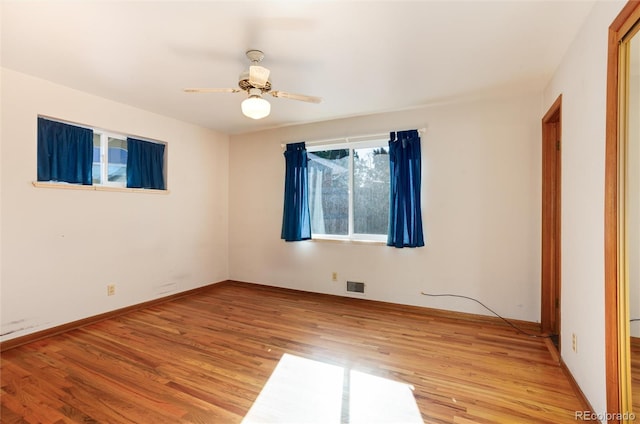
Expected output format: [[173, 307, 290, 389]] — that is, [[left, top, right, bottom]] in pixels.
[[2, 281, 585, 423]]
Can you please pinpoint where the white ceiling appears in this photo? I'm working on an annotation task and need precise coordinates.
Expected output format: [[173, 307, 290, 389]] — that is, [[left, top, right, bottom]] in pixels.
[[1, 0, 596, 135]]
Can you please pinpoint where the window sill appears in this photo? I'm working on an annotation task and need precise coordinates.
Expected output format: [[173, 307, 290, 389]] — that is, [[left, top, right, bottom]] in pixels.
[[32, 181, 169, 194], [310, 237, 386, 246]]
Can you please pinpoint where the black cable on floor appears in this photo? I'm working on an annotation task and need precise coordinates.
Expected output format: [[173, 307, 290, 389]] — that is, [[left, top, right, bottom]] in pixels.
[[420, 292, 551, 338]]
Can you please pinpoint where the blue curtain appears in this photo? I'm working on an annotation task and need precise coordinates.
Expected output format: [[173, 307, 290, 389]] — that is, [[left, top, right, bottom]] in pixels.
[[126, 138, 165, 190], [37, 117, 93, 185], [388, 129, 424, 248], [281, 142, 311, 242]]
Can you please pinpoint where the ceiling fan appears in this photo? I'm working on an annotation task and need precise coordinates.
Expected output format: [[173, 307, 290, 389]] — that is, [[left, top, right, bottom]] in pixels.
[[184, 49, 322, 120]]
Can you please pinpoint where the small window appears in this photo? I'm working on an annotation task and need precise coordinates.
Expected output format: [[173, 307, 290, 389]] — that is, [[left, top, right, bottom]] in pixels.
[[308, 140, 389, 242], [38, 117, 166, 191]]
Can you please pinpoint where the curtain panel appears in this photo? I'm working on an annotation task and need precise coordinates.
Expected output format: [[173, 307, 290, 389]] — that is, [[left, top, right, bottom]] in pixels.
[[281, 142, 311, 242], [37, 117, 93, 185], [126, 138, 166, 190], [387, 129, 425, 248]]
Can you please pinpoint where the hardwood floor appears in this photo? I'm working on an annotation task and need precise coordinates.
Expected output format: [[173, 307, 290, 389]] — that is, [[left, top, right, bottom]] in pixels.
[[631, 337, 640, 415], [1, 281, 585, 423]]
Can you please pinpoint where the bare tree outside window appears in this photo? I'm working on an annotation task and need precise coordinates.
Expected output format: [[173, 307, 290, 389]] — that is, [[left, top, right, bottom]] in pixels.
[[308, 144, 389, 239]]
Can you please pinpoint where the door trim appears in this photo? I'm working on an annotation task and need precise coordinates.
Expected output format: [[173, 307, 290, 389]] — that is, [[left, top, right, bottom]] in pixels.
[[605, 1, 640, 420], [541, 95, 562, 343]]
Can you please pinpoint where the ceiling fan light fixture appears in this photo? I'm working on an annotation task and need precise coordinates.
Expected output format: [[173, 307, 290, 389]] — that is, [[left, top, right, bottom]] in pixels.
[[185, 50, 321, 120], [241, 89, 270, 120]]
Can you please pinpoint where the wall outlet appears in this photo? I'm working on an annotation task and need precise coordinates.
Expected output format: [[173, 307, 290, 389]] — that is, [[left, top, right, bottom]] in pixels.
[[107, 284, 116, 296], [572, 333, 577, 353], [331, 272, 338, 282]]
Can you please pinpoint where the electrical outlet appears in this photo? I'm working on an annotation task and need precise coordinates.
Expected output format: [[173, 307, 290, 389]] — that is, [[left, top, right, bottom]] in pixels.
[[107, 284, 116, 296], [572, 333, 577, 353], [332, 272, 338, 282]]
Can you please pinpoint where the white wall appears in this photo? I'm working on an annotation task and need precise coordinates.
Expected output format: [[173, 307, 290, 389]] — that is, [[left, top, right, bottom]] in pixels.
[[0, 68, 229, 342], [228, 92, 542, 322], [543, 0, 626, 418]]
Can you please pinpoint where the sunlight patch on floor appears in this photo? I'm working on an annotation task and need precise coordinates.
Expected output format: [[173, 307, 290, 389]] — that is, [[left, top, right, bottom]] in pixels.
[[242, 353, 422, 423], [348, 369, 422, 423]]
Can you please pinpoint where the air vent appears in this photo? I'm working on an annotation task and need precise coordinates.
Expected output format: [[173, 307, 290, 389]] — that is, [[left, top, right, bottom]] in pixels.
[[346, 281, 365, 294]]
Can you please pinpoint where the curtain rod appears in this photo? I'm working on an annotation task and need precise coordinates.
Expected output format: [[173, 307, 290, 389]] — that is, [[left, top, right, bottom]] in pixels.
[[281, 127, 427, 148]]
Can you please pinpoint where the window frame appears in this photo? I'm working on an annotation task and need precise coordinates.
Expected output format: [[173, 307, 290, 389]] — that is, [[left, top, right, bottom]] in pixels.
[[307, 138, 389, 243], [93, 130, 128, 188], [36, 116, 168, 192]]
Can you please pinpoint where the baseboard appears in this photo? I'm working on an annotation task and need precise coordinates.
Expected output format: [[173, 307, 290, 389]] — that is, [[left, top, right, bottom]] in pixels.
[[228, 279, 543, 334], [0, 278, 543, 351], [543, 337, 596, 417], [0, 280, 229, 352], [560, 359, 596, 416]]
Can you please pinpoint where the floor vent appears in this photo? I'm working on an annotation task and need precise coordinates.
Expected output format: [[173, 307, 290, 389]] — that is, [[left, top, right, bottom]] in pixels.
[[346, 281, 365, 294]]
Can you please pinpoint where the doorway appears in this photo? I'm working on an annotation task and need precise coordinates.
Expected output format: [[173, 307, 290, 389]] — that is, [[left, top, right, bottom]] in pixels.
[[541, 95, 562, 349]]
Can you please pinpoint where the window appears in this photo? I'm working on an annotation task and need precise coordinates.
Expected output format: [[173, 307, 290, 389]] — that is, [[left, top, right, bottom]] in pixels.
[[307, 140, 390, 242], [37, 116, 167, 191], [92, 132, 128, 186]]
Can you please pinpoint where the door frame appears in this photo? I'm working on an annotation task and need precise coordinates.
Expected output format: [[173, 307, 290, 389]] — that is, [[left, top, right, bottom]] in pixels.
[[541, 95, 562, 343], [606, 2, 640, 421], [604, 0, 640, 423]]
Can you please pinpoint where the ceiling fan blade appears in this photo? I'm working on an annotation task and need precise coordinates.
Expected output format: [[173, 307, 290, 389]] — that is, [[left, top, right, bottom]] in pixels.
[[183, 88, 241, 93], [249, 65, 270, 88], [270, 90, 322, 104]]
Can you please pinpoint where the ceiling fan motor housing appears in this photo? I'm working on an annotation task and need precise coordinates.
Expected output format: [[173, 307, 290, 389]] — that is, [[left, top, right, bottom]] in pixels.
[[238, 71, 272, 92]]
